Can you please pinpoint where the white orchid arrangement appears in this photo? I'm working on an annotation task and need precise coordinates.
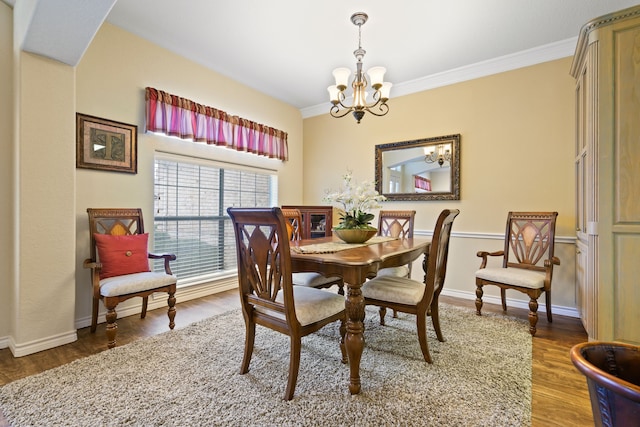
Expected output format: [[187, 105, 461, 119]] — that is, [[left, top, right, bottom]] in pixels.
[[323, 171, 386, 229]]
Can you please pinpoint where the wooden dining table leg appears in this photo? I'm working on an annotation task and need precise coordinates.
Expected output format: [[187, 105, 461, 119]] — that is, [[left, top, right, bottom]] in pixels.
[[344, 281, 365, 395]]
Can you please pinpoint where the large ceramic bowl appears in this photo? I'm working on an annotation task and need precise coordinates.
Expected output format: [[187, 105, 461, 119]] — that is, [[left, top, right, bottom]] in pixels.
[[333, 228, 377, 244]]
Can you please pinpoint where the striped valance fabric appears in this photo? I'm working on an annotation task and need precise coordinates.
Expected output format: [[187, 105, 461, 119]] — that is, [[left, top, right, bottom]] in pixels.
[[145, 87, 288, 161]]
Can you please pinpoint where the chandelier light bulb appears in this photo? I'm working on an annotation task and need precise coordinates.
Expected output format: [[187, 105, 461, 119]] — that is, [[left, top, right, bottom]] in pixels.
[[332, 68, 351, 90], [379, 82, 392, 101], [366, 66, 386, 89]]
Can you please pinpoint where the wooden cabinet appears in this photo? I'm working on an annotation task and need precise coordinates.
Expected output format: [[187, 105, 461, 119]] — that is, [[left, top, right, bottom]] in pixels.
[[571, 5, 640, 344], [282, 206, 333, 239]]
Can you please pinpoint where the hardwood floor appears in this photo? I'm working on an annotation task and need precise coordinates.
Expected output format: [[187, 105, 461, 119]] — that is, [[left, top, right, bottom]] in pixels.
[[0, 291, 593, 426]]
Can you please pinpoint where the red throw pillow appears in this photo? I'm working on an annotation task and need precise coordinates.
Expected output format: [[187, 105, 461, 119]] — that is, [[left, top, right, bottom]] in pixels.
[[94, 233, 151, 279]]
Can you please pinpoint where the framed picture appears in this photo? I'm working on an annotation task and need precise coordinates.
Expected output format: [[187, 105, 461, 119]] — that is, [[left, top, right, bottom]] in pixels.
[[76, 113, 138, 174]]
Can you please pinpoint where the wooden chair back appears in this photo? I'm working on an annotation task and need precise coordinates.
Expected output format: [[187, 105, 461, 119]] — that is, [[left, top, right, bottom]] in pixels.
[[281, 208, 303, 241], [87, 208, 145, 263], [227, 207, 297, 325], [503, 211, 558, 289], [378, 210, 416, 239], [425, 209, 460, 305]]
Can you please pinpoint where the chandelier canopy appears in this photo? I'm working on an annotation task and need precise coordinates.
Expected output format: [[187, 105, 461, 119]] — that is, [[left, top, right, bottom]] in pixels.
[[425, 144, 452, 167], [328, 12, 392, 124]]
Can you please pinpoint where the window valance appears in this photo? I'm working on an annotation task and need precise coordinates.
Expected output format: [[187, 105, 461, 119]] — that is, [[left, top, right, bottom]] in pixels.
[[145, 87, 288, 161]]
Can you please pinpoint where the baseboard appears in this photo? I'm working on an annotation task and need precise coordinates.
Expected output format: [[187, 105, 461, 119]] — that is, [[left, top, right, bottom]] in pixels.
[[441, 288, 580, 319], [7, 330, 78, 358]]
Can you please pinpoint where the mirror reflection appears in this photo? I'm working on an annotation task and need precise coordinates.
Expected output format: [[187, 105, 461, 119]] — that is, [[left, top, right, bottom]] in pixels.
[[375, 134, 460, 201]]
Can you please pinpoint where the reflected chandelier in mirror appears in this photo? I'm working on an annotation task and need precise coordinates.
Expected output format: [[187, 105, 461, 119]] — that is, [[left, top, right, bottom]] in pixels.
[[375, 134, 460, 201]]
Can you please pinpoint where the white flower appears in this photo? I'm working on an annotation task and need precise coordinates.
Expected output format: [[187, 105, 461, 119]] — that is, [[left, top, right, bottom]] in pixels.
[[323, 171, 386, 228]]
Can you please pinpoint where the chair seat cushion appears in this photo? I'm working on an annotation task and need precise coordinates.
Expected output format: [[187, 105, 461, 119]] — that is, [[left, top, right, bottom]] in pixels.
[[376, 265, 410, 278], [362, 275, 425, 305], [273, 286, 345, 326], [292, 272, 341, 288], [94, 233, 151, 279], [100, 272, 177, 297], [475, 267, 545, 289]]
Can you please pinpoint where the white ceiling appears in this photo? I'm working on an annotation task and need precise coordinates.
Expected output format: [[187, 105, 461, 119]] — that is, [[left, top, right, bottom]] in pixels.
[[7, 0, 640, 113]]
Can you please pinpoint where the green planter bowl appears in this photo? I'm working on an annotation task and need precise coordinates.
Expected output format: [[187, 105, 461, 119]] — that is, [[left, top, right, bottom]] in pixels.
[[333, 228, 377, 244]]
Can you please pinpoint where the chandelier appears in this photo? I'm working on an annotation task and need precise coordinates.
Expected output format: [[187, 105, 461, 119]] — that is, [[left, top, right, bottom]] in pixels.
[[425, 145, 451, 167], [328, 12, 392, 124]]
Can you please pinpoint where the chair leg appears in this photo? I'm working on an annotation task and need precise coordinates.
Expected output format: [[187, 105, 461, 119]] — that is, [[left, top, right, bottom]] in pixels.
[[416, 312, 432, 363], [475, 285, 484, 315], [545, 291, 553, 323], [339, 318, 347, 364], [393, 309, 398, 318], [430, 298, 445, 342], [337, 283, 345, 296], [528, 297, 539, 336], [90, 297, 99, 333], [240, 318, 255, 375], [285, 336, 302, 400], [167, 291, 176, 329], [105, 303, 118, 349], [500, 288, 507, 311], [378, 306, 387, 326], [141, 296, 148, 319]]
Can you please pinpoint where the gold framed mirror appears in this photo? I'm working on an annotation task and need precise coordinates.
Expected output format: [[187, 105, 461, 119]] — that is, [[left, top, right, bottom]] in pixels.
[[375, 134, 460, 201]]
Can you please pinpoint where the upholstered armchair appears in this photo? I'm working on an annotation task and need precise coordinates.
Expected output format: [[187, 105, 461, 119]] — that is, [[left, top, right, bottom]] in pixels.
[[84, 208, 177, 349], [475, 211, 559, 336]]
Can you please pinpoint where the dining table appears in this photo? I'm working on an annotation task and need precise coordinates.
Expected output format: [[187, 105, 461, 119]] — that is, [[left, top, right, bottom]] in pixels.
[[289, 234, 431, 395]]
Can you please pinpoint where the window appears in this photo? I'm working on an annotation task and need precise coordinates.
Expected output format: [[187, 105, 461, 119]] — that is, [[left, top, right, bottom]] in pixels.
[[153, 155, 277, 284]]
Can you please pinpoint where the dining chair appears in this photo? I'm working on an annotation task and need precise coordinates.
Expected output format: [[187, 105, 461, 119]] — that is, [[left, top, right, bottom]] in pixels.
[[376, 210, 416, 278], [362, 209, 460, 362], [475, 211, 559, 336], [84, 208, 177, 349], [227, 207, 347, 400], [281, 208, 345, 295], [374, 210, 416, 321]]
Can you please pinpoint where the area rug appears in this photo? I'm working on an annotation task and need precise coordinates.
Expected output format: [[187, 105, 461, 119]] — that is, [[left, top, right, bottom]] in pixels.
[[0, 304, 532, 426]]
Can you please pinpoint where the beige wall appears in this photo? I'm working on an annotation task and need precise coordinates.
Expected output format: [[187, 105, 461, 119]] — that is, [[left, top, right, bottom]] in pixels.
[[3, 0, 79, 355], [303, 58, 578, 312], [74, 23, 303, 325], [0, 2, 13, 341]]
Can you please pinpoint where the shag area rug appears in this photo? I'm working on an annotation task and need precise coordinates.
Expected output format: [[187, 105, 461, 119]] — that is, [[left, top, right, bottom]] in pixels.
[[0, 304, 531, 426]]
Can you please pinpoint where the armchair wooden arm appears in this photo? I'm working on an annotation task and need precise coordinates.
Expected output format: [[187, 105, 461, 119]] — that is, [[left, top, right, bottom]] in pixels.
[[476, 250, 504, 269], [545, 256, 561, 267], [148, 252, 177, 274], [83, 258, 101, 270]]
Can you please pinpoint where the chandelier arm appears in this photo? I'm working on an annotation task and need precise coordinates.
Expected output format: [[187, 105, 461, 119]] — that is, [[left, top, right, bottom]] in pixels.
[[335, 97, 356, 110], [363, 101, 389, 117], [330, 105, 355, 119]]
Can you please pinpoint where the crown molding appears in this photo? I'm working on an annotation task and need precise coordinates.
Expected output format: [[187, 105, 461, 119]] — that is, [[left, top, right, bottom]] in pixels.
[[301, 37, 578, 119]]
